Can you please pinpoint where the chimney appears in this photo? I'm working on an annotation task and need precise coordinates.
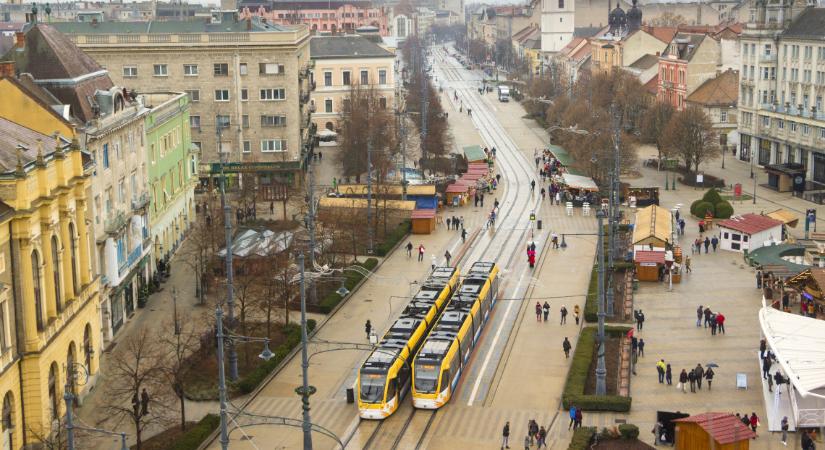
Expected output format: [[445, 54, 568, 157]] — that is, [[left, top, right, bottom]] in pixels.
[[0, 61, 14, 78], [15, 32, 25, 49]]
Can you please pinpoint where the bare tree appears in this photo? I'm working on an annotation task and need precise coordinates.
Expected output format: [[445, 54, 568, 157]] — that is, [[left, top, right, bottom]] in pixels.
[[262, 250, 297, 331], [27, 414, 67, 450], [101, 327, 172, 450], [337, 83, 397, 183], [641, 101, 676, 164], [662, 105, 720, 174], [648, 12, 688, 26], [158, 316, 201, 432]]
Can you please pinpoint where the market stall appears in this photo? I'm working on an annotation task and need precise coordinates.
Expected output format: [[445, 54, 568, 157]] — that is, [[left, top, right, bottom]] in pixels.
[[717, 214, 783, 253], [445, 183, 469, 206], [560, 173, 599, 206], [463, 145, 487, 164], [634, 250, 666, 281], [632, 205, 673, 250], [411, 208, 437, 234]]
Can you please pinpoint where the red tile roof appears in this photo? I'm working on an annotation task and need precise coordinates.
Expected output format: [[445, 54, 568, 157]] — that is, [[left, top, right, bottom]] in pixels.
[[634, 250, 665, 264], [686, 68, 738, 106], [445, 184, 468, 193], [718, 213, 783, 235], [674, 413, 756, 444], [411, 208, 436, 218]]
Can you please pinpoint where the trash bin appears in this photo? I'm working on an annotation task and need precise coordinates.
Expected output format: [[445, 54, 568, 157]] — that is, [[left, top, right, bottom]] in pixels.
[[346, 388, 355, 404], [537, 220, 542, 230]]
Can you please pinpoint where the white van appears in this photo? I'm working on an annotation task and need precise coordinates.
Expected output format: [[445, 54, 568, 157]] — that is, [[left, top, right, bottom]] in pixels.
[[497, 85, 510, 102]]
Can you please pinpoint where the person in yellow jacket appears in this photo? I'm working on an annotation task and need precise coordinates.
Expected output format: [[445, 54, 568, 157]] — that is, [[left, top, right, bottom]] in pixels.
[[573, 305, 581, 325], [656, 359, 667, 383]]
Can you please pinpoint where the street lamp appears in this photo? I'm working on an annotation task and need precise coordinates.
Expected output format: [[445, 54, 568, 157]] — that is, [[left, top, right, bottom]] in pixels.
[[595, 210, 607, 395], [64, 363, 129, 450]]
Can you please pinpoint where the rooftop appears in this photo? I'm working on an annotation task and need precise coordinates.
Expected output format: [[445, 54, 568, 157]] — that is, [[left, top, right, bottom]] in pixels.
[[674, 413, 757, 444], [628, 53, 659, 70], [686, 68, 738, 106], [0, 117, 72, 174], [782, 7, 825, 40], [310, 35, 394, 59], [718, 213, 783, 235], [51, 14, 290, 34], [662, 32, 707, 62]]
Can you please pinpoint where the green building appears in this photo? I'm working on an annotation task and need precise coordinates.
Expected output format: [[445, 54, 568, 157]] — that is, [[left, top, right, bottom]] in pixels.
[[141, 92, 197, 268]]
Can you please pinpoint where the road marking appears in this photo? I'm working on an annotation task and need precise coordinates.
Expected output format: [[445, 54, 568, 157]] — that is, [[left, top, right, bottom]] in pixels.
[[466, 266, 528, 406]]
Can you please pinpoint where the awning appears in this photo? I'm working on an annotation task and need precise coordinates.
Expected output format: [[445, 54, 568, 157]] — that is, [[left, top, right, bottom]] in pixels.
[[548, 144, 573, 167], [411, 208, 436, 219], [767, 209, 799, 228], [463, 145, 487, 163], [759, 305, 825, 398], [632, 205, 673, 246], [561, 173, 598, 191], [446, 184, 468, 193]]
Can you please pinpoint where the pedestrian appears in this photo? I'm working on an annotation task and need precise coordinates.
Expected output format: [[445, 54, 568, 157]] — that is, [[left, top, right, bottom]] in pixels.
[[468, 108, 472, 116], [530, 180, 536, 192], [741, 413, 750, 427], [679, 369, 688, 393], [535, 302, 542, 322], [563, 337, 572, 358], [710, 313, 718, 335], [461, 228, 467, 243], [560, 305, 568, 324], [444, 250, 452, 266], [528, 420, 539, 446], [675, 209, 680, 222], [679, 218, 686, 235], [573, 305, 580, 325], [749, 412, 759, 436], [704, 236, 710, 253], [705, 366, 715, 390], [716, 312, 726, 334], [688, 368, 696, 393], [446, 216, 452, 230], [502, 421, 511, 449], [656, 359, 666, 383], [802, 429, 815, 450], [568, 405, 577, 430], [781, 416, 789, 446], [694, 364, 704, 390], [760, 338, 767, 359], [269, 201, 274, 216], [756, 269, 763, 289], [540, 187, 546, 200], [711, 235, 719, 252], [694, 238, 702, 255], [406, 241, 413, 258], [637, 310, 645, 331], [523, 434, 530, 450], [631, 336, 638, 362], [418, 244, 425, 262], [542, 301, 550, 322], [574, 407, 583, 429], [703, 307, 712, 328], [762, 354, 772, 379], [555, 191, 561, 205], [666, 363, 673, 385], [365, 320, 372, 340], [638, 338, 645, 357], [431, 254, 437, 271], [685, 256, 692, 273], [537, 426, 547, 448], [474, 193, 479, 207], [696, 305, 703, 327]]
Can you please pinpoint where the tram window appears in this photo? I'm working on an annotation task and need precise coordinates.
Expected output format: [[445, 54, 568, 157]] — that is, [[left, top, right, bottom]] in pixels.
[[415, 364, 439, 393], [386, 378, 398, 400], [360, 374, 386, 403], [441, 368, 451, 391]]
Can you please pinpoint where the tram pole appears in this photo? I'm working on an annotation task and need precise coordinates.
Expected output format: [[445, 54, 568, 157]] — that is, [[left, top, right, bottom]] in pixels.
[[596, 210, 607, 396]]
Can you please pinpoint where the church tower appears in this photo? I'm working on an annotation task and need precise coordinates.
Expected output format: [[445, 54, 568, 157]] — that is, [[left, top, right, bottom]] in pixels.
[[541, 0, 575, 52]]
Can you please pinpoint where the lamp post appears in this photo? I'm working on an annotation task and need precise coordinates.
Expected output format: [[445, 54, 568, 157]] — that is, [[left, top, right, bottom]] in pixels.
[[296, 253, 315, 450], [595, 210, 607, 395], [64, 364, 129, 450], [216, 118, 239, 381]]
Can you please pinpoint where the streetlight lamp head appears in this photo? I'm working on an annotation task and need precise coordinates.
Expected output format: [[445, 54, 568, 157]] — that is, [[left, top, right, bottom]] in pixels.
[[258, 339, 274, 361], [336, 286, 350, 297]]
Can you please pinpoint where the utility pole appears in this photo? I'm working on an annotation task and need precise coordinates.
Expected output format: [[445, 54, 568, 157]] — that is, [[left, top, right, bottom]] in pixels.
[[421, 44, 429, 165], [215, 307, 230, 450], [217, 120, 239, 381], [595, 210, 607, 395], [306, 138, 318, 303], [396, 60, 408, 201], [606, 104, 621, 316], [366, 140, 374, 255], [296, 254, 315, 450]]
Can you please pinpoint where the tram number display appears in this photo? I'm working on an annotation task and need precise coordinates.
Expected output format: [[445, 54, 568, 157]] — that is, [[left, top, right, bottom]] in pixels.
[[421, 365, 436, 370]]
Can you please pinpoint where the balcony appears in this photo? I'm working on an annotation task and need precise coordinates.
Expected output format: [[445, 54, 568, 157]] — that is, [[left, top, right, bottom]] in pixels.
[[104, 210, 128, 235], [119, 244, 143, 276], [759, 54, 777, 64], [131, 192, 150, 210], [761, 103, 825, 121]]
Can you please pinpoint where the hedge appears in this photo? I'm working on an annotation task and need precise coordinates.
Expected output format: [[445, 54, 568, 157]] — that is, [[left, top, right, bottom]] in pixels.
[[235, 319, 317, 394], [618, 424, 640, 439], [568, 427, 596, 450], [690, 200, 714, 218], [715, 200, 734, 219], [167, 414, 220, 450], [319, 258, 379, 313], [375, 220, 411, 257], [562, 326, 632, 412], [702, 188, 723, 205]]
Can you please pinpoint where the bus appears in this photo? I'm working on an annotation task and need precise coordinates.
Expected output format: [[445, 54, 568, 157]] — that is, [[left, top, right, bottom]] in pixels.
[[497, 85, 510, 102], [357, 266, 460, 419], [411, 262, 500, 409]]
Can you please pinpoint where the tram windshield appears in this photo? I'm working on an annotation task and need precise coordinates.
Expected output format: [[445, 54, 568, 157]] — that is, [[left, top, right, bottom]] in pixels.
[[360, 373, 386, 403], [414, 364, 440, 394]]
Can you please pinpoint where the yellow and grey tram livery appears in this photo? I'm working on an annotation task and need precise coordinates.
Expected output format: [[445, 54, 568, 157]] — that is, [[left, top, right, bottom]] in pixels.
[[357, 266, 459, 419], [412, 262, 500, 409]]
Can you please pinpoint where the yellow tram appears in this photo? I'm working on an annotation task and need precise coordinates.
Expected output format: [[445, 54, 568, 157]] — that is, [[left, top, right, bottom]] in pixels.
[[357, 266, 460, 419], [411, 262, 500, 409]]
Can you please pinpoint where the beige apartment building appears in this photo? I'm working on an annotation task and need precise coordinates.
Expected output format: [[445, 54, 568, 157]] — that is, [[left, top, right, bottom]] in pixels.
[[53, 11, 312, 188], [310, 35, 396, 132]]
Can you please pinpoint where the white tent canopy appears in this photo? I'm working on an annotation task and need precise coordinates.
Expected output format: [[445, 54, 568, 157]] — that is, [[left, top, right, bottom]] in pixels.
[[759, 305, 825, 399], [561, 173, 599, 191]]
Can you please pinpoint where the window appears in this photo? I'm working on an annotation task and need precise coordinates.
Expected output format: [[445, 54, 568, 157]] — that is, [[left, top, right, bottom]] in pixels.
[[190, 115, 201, 129], [380, 97, 387, 109], [379, 69, 387, 85], [0, 300, 7, 351], [761, 116, 770, 127], [102, 144, 110, 169], [185, 90, 199, 102], [261, 115, 287, 127], [261, 139, 287, 152], [343, 71, 351, 85], [69, 222, 79, 295], [820, 127, 825, 139], [32, 251, 44, 331], [324, 72, 332, 86], [192, 141, 201, 151], [215, 90, 230, 101], [118, 178, 125, 203], [361, 70, 369, 85], [239, 63, 248, 75], [743, 43, 748, 55], [720, 111, 727, 123], [762, 67, 769, 80], [153, 64, 168, 76], [123, 66, 137, 77], [259, 63, 285, 75], [51, 236, 62, 312], [790, 121, 798, 132], [805, 45, 813, 60], [325, 99, 333, 113], [214, 63, 229, 76], [105, 187, 113, 215], [241, 89, 248, 101], [216, 115, 231, 129], [764, 44, 771, 56], [803, 124, 810, 135], [183, 64, 198, 76], [559, 0, 564, 7], [242, 115, 249, 128], [242, 141, 251, 153], [778, 119, 784, 129], [260, 88, 286, 100]]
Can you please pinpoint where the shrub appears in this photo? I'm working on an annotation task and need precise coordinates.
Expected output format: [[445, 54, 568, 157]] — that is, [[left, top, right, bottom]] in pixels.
[[690, 201, 714, 218], [319, 258, 379, 313], [702, 188, 723, 205], [167, 414, 220, 450], [375, 220, 411, 256], [618, 424, 640, 440], [562, 326, 632, 412], [235, 320, 317, 394], [567, 427, 596, 450], [585, 265, 598, 322], [715, 200, 734, 219]]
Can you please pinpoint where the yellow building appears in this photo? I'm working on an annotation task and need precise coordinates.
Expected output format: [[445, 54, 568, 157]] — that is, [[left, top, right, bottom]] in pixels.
[[0, 73, 101, 447]]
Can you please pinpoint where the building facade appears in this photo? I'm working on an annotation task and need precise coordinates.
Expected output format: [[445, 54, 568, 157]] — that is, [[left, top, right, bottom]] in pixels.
[[541, 0, 575, 53], [686, 68, 740, 149], [240, 1, 391, 36], [310, 35, 396, 132], [737, 5, 825, 200], [0, 74, 101, 447], [52, 12, 313, 189], [658, 32, 721, 110]]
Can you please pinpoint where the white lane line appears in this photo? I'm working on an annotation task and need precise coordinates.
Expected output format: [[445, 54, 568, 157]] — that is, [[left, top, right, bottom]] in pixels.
[[466, 266, 528, 406]]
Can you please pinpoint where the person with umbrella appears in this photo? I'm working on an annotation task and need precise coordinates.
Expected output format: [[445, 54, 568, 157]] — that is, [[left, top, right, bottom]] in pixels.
[[705, 363, 717, 390]]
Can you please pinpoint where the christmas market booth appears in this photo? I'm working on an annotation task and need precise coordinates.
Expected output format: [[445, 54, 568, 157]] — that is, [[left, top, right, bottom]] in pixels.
[[673, 413, 755, 450]]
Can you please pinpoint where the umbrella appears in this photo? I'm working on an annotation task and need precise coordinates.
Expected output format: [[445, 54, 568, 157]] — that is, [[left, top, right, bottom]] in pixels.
[[706, 362, 719, 368]]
